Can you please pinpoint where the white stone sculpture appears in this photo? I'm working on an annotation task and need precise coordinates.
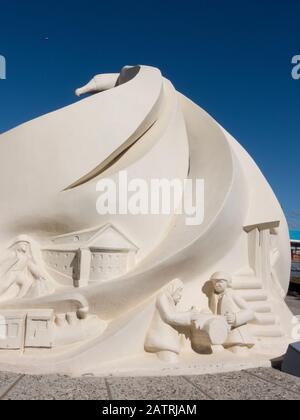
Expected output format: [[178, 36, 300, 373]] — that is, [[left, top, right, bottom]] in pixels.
[[0, 64, 297, 376], [208, 272, 255, 353]]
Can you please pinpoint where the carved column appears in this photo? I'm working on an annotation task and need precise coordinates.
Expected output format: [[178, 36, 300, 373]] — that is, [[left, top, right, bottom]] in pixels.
[[244, 221, 280, 291], [75, 248, 91, 288]]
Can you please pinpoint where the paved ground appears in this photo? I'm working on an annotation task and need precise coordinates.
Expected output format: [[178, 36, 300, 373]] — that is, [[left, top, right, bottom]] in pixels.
[[0, 294, 299, 400], [0, 368, 300, 400], [286, 293, 300, 316]]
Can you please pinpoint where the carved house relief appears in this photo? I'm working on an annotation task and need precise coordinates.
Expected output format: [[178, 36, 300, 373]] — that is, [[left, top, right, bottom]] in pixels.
[[42, 224, 139, 287]]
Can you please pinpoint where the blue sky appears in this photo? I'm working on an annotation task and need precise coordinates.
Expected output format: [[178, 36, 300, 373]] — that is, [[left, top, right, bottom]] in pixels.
[[0, 0, 299, 229]]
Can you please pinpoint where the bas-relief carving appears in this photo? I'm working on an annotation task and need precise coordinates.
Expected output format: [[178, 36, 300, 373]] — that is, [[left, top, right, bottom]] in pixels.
[[0, 312, 27, 350], [0, 236, 54, 301], [0, 224, 138, 297], [0, 308, 106, 351], [144, 279, 230, 362], [54, 312, 106, 347], [144, 279, 186, 362], [0, 231, 112, 354], [208, 272, 255, 353], [244, 221, 286, 298], [0, 64, 294, 375], [42, 224, 138, 288]]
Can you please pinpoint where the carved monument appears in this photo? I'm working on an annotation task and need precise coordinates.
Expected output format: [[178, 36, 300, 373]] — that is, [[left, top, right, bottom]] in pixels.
[[0, 65, 296, 375]]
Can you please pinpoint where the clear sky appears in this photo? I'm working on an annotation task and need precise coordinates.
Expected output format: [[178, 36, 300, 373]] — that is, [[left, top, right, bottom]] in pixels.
[[0, 0, 299, 229]]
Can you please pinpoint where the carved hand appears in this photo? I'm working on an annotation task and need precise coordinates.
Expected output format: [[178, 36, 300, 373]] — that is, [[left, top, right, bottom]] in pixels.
[[226, 312, 236, 325]]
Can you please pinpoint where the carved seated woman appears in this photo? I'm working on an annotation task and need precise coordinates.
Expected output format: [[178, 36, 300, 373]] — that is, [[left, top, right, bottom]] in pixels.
[[0, 236, 54, 301], [208, 272, 256, 353]]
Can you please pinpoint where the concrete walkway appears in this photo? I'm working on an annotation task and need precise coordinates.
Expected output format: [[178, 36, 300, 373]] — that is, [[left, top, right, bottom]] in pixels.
[[0, 367, 300, 400], [0, 295, 299, 400]]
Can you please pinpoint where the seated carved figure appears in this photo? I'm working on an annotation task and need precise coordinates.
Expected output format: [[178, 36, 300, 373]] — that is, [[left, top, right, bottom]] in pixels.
[[208, 272, 255, 353]]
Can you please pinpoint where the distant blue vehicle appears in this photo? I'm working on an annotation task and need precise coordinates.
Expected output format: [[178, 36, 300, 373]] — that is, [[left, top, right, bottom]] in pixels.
[[290, 231, 300, 285]]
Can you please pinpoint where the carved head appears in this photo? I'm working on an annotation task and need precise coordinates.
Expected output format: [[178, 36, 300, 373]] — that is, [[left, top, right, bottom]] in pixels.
[[16, 241, 30, 253], [210, 272, 232, 294]]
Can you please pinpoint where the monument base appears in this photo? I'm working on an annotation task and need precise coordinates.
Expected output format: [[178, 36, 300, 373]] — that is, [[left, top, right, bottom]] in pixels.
[[0, 349, 280, 378]]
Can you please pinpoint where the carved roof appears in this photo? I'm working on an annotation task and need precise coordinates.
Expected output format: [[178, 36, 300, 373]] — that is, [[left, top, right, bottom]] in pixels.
[[49, 224, 138, 251]]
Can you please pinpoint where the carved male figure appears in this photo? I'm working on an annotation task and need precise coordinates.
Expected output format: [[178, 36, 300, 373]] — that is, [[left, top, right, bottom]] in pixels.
[[209, 272, 255, 353]]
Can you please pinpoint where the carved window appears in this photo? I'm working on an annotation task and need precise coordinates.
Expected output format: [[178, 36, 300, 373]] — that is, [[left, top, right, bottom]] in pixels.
[[89, 249, 129, 281]]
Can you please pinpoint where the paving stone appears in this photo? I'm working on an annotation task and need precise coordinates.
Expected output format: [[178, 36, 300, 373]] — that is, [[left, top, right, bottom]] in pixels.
[[1, 368, 300, 400], [3, 374, 109, 400], [107, 376, 210, 400], [185, 370, 300, 400], [247, 368, 300, 396], [0, 372, 22, 398]]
